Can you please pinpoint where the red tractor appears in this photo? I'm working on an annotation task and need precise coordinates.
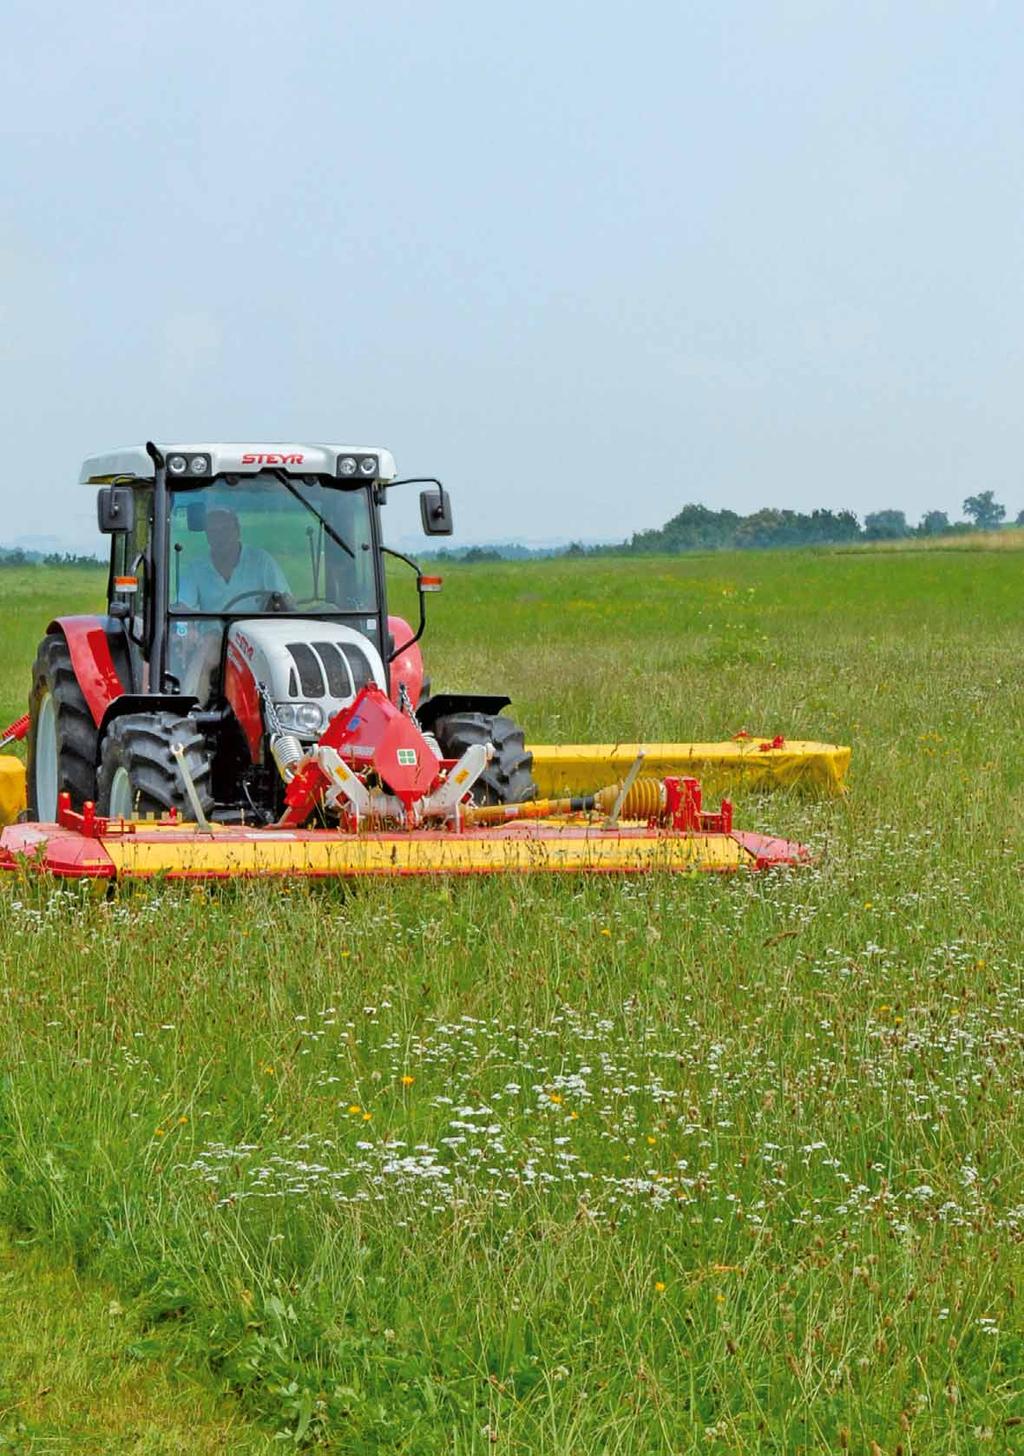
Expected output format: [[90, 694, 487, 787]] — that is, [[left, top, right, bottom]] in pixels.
[[27, 442, 536, 825]]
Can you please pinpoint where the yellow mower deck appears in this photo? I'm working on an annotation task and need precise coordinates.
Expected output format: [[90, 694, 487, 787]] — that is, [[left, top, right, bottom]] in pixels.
[[528, 738, 850, 797]]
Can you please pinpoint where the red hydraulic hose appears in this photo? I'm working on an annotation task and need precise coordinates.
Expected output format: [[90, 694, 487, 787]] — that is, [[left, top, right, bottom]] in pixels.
[[0, 714, 30, 750]]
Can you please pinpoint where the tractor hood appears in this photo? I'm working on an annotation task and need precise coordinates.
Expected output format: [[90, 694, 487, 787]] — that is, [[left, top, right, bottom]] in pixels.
[[225, 620, 388, 743]]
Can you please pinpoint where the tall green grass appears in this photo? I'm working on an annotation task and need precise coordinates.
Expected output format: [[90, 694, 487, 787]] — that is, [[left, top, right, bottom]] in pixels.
[[1, 552, 1022, 1451]]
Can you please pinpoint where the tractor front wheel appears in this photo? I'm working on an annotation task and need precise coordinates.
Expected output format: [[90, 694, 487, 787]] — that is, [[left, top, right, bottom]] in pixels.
[[28, 633, 100, 819], [432, 711, 536, 805], [96, 713, 214, 820]]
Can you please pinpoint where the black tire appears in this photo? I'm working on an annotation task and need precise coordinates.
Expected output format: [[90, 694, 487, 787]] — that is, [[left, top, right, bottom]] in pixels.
[[27, 632, 99, 818], [432, 711, 536, 806], [96, 712, 214, 820]]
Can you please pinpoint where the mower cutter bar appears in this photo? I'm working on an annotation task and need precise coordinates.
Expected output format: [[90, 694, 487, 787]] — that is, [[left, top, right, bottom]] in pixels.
[[0, 805, 809, 881]]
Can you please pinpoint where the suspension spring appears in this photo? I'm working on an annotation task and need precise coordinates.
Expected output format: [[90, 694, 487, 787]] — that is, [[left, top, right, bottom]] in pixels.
[[270, 732, 305, 782]]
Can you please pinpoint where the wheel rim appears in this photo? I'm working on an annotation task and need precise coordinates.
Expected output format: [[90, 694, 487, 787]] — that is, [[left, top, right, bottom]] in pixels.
[[108, 766, 135, 820], [34, 691, 58, 821]]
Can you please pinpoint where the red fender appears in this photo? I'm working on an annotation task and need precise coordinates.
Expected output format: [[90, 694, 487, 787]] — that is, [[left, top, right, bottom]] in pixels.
[[387, 616, 424, 708], [224, 639, 263, 762], [50, 617, 126, 727]]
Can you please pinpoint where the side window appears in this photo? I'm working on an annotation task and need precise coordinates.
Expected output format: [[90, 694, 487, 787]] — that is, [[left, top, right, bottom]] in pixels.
[[323, 491, 376, 609]]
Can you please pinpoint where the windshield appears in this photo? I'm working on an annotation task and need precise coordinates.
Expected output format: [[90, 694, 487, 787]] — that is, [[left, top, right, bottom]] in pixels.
[[166, 474, 379, 703], [169, 474, 377, 615]]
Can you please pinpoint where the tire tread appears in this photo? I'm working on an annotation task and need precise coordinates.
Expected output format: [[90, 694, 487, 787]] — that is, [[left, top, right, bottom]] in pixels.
[[27, 633, 100, 815], [433, 711, 535, 805], [96, 712, 214, 817]]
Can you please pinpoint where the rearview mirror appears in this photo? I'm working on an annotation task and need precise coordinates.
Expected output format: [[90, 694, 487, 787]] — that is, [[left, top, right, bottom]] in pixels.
[[97, 485, 135, 534], [419, 486, 453, 536], [186, 501, 207, 532]]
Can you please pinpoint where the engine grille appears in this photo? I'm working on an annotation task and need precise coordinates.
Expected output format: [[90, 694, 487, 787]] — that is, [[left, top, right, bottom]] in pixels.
[[312, 641, 351, 698], [285, 643, 326, 697], [286, 640, 374, 701]]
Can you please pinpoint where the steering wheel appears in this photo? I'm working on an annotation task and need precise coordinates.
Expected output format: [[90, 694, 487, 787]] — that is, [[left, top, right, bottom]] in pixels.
[[220, 589, 296, 612]]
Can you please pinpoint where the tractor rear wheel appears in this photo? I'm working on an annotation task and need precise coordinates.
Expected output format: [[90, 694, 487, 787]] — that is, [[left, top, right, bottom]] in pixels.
[[96, 713, 214, 820], [28, 633, 99, 819], [432, 711, 536, 805]]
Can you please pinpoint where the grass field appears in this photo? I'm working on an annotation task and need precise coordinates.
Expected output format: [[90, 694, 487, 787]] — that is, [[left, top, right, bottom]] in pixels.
[[0, 550, 1022, 1453]]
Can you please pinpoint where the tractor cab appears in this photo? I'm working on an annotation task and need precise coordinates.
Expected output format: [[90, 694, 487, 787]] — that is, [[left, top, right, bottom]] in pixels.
[[166, 470, 380, 703], [88, 443, 446, 702], [26, 442, 533, 823]]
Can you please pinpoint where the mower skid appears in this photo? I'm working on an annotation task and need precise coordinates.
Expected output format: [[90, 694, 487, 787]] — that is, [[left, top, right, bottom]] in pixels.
[[526, 739, 851, 798]]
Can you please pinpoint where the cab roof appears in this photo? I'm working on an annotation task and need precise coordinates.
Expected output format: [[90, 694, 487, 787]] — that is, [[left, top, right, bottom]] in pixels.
[[79, 443, 397, 484]]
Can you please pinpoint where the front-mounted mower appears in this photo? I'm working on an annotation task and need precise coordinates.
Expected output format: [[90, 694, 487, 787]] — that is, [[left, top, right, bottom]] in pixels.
[[0, 440, 843, 881]]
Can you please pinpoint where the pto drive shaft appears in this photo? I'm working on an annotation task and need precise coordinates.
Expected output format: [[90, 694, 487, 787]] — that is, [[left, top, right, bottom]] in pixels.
[[462, 776, 668, 828]]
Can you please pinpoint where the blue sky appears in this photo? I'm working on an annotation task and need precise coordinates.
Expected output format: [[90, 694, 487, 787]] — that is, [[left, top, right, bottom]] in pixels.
[[2, 1, 1022, 548]]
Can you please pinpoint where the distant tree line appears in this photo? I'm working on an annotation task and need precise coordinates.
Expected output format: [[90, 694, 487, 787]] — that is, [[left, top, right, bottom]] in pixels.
[[620, 489, 1020, 555], [434, 489, 1023, 560], [431, 543, 565, 563], [0, 548, 104, 568]]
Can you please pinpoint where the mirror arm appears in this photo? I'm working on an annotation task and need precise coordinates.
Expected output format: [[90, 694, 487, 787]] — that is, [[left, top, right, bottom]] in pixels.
[[381, 545, 427, 661], [383, 477, 444, 490]]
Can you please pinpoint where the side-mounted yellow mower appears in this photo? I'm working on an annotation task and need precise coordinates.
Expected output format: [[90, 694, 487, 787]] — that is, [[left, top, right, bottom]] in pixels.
[[0, 441, 847, 880]]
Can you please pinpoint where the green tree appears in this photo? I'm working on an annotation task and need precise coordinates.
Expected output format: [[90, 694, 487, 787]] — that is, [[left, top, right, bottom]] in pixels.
[[632, 503, 741, 553], [962, 491, 1005, 529], [864, 510, 910, 541], [734, 509, 798, 549], [919, 510, 950, 536], [805, 508, 861, 543]]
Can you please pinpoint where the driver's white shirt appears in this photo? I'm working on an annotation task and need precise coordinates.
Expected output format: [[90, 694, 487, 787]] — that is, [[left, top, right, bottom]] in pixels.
[[179, 545, 290, 611]]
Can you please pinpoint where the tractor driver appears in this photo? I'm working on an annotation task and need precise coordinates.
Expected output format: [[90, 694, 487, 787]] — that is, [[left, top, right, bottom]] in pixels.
[[178, 507, 292, 612], [172, 507, 293, 702]]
